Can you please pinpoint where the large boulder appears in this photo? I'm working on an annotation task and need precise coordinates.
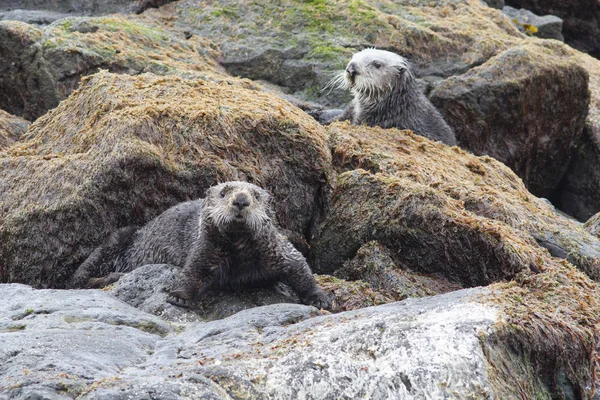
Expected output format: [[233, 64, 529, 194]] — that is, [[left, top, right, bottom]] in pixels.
[[429, 42, 589, 199], [0, 109, 29, 149], [551, 52, 600, 221], [505, 0, 600, 57], [2, 273, 599, 399], [553, 124, 600, 221], [312, 124, 600, 282], [0, 71, 333, 287], [0, 16, 222, 120]]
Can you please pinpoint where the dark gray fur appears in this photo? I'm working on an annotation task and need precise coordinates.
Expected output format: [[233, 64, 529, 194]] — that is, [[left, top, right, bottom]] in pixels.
[[324, 49, 456, 146], [70, 181, 331, 310]]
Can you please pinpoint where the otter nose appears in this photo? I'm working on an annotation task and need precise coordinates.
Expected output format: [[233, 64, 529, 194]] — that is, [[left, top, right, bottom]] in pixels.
[[232, 193, 250, 210], [346, 62, 359, 77]]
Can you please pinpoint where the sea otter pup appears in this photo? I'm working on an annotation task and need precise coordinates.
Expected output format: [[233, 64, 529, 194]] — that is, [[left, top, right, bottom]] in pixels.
[[323, 49, 456, 146], [70, 181, 331, 310]]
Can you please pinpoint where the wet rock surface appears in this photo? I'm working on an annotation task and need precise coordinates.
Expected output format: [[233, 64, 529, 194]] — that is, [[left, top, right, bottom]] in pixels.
[[0, 283, 503, 399], [0, 0, 176, 17], [0, 109, 29, 149], [430, 42, 589, 200]]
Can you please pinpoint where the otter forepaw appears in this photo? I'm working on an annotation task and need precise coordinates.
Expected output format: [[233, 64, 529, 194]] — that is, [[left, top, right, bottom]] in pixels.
[[302, 289, 332, 310], [86, 272, 124, 288], [166, 288, 197, 309]]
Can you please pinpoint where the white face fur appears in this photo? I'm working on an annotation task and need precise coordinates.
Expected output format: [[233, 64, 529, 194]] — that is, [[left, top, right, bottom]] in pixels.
[[203, 181, 272, 233], [325, 49, 412, 101]]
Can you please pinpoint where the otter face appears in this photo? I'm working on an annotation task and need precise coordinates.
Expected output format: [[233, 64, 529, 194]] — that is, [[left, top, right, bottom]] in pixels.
[[324, 49, 411, 101], [203, 181, 272, 232]]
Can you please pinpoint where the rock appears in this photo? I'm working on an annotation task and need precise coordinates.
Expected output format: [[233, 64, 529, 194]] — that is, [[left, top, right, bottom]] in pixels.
[[0, 109, 29, 149], [111, 264, 203, 323], [333, 241, 462, 299], [0, 71, 333, 287], [552, 124, 600, 221], [505, 0, 600, 58], [312, 124, 600, 281], [110, 264, 398, 318], [148, 0, 523, 107], [0, 0, 176, 16], [111, 264, 305, 322], [482, 0, 505, 9], [0, 9, 72, 25], [430, 42, 589, 200], [585, 212, 600, 237], [0, 283, 172, 399], [2, 278, 598, 399], [502, 5, 564, 41], [0, 17, 222, 120]]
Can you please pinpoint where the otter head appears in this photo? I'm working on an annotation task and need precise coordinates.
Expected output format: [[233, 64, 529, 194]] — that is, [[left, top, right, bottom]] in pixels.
[[203, 181, 273, 233], [325, 49, 412, 103]]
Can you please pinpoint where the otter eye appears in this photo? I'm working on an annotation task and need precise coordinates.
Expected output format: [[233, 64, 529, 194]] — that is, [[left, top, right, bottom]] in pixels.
[[372, 61, 382, 69], [219, 187, 228, 197], [250, 189, 260, 199]]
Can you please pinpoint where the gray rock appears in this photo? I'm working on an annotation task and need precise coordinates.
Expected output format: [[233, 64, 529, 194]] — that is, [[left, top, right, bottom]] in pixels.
[[0, 284, 172, 398], [430, 42, 589, 199], [505, 0, 600, 57], [111, 264, 304, 322], [481, 0, 504, 8], [0, 0, 175, 16], [553, 125, 600, 221], [0, 17, 219, 120], [503, 5, 564, 41], [1, 282, 595, 398], [0, 9, 71, 25], [1, 283, 505, 399], [0, 109, 29, 149]]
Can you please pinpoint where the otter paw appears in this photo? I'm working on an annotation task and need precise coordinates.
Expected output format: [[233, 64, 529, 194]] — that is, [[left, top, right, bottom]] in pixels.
[[86, 272, 124, 288], [166, 289, 197, 308], [302, 289, 332, 310]]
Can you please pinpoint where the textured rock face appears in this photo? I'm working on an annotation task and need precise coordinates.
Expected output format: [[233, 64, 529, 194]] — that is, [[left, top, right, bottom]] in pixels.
[[0, 109, 29, 149], [334, 241, 462, 299], [313, 124, 600, 281], [150, 0, 522, 108], [430, 42, 589, 199], [0, 284, 499, 398], [2, 280, 596, 399], [502, 5, 564, 41], [0, 71, 333, 287], [0, 17, 221, 120], [554, 126, 600, 221], [0, 0, 175, 16], [505, 0, 600, 57], [585, 212, 600, 237]]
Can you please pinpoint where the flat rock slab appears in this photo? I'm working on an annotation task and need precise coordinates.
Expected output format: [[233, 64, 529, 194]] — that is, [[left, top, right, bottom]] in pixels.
[[0, 283, 501, 399]]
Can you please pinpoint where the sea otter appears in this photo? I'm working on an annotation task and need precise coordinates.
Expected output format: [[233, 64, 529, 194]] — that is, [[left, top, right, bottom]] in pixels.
[[70, 181, 331, 310], [322, 48, 456, 146]]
